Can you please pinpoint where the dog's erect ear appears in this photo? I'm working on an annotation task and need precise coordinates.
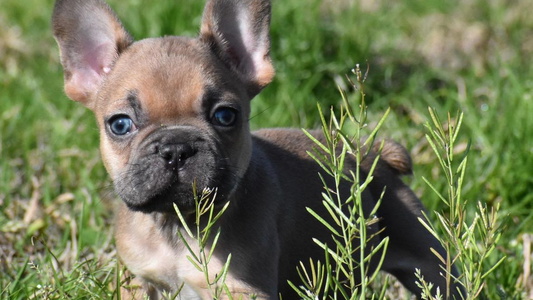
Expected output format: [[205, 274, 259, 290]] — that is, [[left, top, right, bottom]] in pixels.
[[200, 0, 275, 98], [52, 0, 132, 108]]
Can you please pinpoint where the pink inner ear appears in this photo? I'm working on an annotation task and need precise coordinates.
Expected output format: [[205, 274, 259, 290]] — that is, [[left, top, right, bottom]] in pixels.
[[217, 5, 274, 92], [82, 40, 116, 76], [65, 67, 102, 102], [65, 41, 116, 103]]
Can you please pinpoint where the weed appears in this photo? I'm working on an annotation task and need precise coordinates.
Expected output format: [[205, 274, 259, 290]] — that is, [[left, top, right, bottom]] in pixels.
[[417, 109, 506, 299]]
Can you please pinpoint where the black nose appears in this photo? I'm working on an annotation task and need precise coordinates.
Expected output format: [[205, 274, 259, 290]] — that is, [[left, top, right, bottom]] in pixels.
[[158, 143, 196, 170]]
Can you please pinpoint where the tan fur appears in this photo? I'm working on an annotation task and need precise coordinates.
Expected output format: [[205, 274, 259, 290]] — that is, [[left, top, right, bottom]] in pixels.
[[53, 0, 464, 299]]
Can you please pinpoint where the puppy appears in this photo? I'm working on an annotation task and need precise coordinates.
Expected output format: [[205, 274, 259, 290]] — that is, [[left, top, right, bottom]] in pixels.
[[52, 0, 462, 299]]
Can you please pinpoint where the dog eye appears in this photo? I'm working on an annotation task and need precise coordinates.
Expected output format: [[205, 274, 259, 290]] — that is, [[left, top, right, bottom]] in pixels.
[[212, 107, 237, 127], [109, 115, 135, 135]]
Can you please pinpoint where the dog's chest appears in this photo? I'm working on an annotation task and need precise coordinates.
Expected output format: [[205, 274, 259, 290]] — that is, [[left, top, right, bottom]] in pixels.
[[116, 210, 237, 298], [129, 238, 180, 287], [117, 220, 180, 289]]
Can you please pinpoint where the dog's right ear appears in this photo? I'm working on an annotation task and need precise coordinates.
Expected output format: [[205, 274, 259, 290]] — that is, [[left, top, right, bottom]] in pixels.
[[52, 0, 132, 109]]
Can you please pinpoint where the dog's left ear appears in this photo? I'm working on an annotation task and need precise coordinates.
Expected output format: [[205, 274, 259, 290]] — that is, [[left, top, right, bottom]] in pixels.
[[200, 0, 275, 98]]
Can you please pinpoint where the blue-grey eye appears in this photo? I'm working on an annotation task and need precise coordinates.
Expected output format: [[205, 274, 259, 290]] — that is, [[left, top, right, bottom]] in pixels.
[[109, 115, 134, 135], [213, 107, 237, 127]]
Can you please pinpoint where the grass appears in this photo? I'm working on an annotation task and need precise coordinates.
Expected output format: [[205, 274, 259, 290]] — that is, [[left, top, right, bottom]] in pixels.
[[1, 0, 532, 298]]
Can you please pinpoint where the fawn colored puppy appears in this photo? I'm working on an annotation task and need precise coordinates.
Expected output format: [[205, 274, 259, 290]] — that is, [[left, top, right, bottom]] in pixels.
[[52, 0, 462, 298]]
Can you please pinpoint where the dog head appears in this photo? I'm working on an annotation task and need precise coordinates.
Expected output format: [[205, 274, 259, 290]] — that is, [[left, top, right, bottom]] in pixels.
[[52, 0, 274, 213]]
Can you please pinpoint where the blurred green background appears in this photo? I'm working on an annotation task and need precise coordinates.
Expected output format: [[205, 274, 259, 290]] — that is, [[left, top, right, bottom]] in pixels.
[[1, 0, 531, 298]]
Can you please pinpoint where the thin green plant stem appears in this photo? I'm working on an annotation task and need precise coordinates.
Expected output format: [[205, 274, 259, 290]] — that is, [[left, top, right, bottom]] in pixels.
[[174, 185, 232, 299], [420, 108, 505, 300], [292, 64, 389, 299]]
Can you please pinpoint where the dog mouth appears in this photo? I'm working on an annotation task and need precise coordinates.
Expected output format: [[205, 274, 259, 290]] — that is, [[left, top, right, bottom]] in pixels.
[[113, 128, 237, 214], [124, 184, 194, 213], [125, 181, 229, 216]]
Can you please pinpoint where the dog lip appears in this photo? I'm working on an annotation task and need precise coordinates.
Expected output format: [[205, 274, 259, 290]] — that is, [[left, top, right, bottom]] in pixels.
[[122, 180, 181, 213], [125, 198, 175, 213]]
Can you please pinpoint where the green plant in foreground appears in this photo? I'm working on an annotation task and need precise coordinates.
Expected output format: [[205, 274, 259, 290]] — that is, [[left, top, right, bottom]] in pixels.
[[289, 64, 391, 299], [174, 185, 233, 300], [417, 109, 506, 299]]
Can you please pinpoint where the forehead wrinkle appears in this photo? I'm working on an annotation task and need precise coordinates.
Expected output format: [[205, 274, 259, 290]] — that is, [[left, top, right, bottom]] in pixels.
[[126, 90, 140, 111], [201, 87, 223, 111], [126, 89, 150, 126]]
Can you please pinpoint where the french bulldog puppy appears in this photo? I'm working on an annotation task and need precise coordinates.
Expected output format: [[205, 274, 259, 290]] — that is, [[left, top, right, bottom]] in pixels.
[[52, 0, 462, 299]]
